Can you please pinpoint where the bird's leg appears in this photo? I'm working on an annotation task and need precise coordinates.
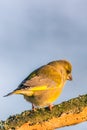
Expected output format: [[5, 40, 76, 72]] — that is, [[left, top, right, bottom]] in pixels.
[[49, 104, 54, 110], [32, 103, 36, 111]]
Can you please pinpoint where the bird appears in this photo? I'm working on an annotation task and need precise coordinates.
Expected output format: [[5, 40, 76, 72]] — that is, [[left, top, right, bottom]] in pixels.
[[4, 59, 72, 110]]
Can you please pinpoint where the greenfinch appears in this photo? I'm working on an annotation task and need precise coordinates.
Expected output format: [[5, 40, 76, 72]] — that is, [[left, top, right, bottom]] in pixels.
[[4, 60, 72, 110]]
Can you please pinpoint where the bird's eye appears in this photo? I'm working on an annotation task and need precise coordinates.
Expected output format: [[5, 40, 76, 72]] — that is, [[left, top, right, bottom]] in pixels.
[[67, 70, 70, 74]]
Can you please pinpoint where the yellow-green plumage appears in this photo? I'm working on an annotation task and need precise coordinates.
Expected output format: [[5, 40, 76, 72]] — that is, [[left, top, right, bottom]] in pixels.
[[4, 60, 72, 109]]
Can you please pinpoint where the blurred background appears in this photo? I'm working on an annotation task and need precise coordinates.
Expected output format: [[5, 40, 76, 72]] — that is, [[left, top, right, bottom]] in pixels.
[[0, 0, 87, 129]]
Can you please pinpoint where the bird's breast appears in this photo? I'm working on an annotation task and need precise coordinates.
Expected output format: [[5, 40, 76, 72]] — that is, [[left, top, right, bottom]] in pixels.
[[24, 86, 63, 107]]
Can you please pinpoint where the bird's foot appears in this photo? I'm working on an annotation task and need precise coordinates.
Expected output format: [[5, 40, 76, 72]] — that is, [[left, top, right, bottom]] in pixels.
[[49, 104, 54, 110], [32, 104, 36, 111]]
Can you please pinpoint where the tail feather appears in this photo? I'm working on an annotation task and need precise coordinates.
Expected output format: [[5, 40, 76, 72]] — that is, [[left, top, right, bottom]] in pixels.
[[4, 89, 33, 97], [3, 90, 21, 97], [4, 91, 15, 97]]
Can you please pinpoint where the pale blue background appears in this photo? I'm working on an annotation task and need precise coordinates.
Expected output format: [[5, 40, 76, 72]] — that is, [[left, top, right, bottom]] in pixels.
[[0, 0, 87, 129]]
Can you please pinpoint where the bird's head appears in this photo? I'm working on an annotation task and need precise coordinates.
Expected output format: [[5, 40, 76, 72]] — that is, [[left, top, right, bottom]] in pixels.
[[48, 59, 72, 81], [61, 60, 72, 81]]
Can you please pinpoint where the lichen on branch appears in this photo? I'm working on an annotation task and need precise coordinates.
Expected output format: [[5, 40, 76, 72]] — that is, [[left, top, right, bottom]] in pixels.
[[1, 94, 87, 130]]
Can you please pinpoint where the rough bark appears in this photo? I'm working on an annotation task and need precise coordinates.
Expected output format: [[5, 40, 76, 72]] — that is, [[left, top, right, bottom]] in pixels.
[[0, 94, 87, 130]]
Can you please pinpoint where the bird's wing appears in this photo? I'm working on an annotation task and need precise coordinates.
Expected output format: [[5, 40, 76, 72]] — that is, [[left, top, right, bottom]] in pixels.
[[17, 64, 63, 91], [17, 75, 57, 92], [17, 66, 43, 90]]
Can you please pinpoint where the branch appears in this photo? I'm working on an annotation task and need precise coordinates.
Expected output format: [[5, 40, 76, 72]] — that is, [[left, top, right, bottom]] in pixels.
[[1, 94, 87, 130]]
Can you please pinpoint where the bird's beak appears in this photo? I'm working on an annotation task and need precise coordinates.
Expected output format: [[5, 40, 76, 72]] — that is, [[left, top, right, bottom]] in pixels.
[[67, 74, 72, 81]]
